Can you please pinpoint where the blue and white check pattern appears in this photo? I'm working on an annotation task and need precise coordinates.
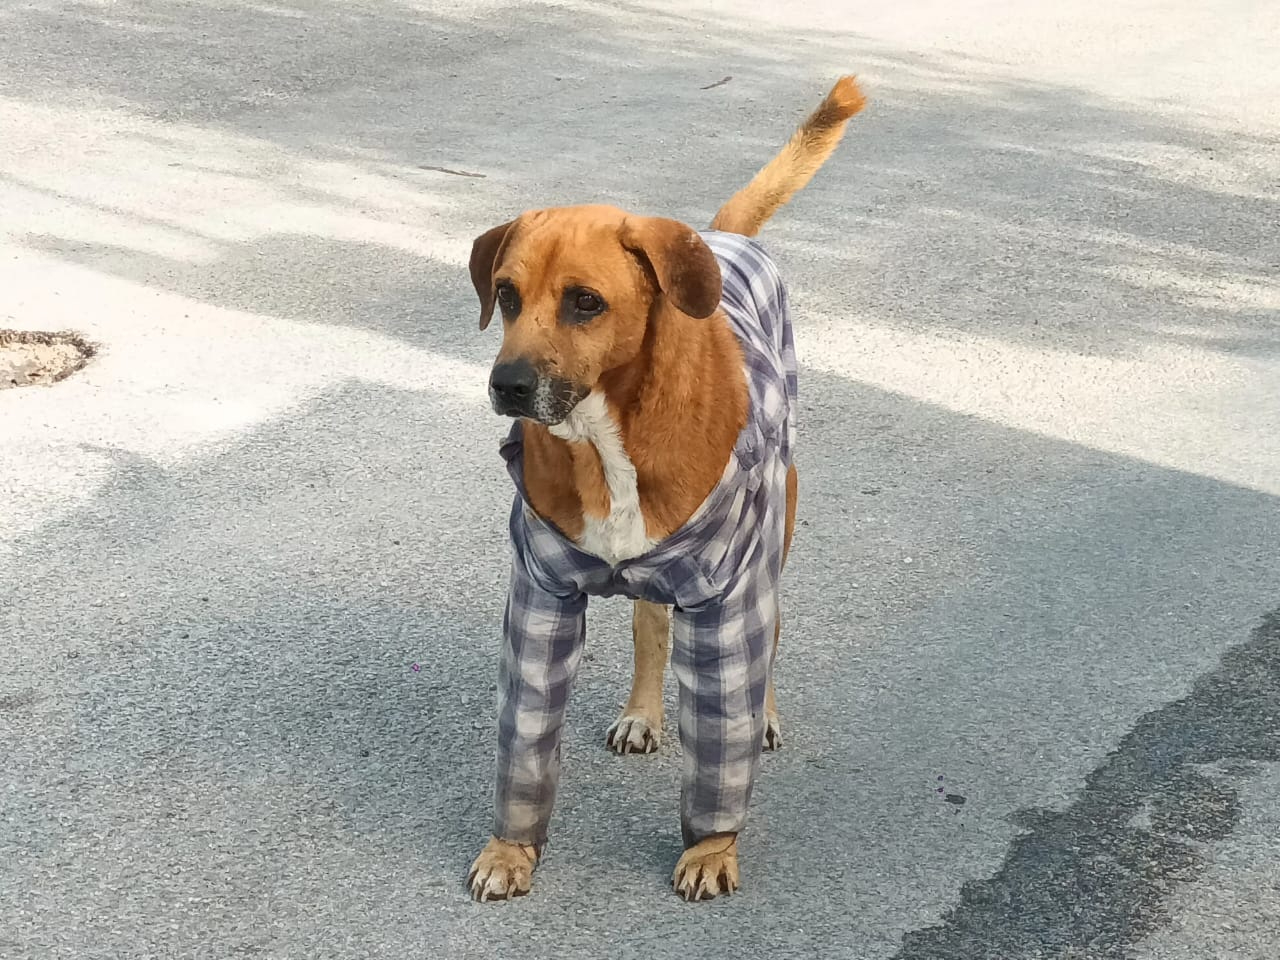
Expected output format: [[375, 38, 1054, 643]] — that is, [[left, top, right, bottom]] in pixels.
[[491, 230, 797, 848]]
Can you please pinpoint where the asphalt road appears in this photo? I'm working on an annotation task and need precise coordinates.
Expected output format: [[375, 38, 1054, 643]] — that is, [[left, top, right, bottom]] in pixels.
[[2, 2, 1278, 958]]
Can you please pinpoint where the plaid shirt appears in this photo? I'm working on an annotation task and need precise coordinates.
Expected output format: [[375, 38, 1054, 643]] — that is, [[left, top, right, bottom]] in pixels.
[[492, 230, 797, 848]]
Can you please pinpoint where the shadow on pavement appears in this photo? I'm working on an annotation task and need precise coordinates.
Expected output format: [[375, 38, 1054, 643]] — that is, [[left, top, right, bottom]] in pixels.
[[1, 355, 1277, 956], [3, 0, 1277, 360], [3, 2, 1280, 958]]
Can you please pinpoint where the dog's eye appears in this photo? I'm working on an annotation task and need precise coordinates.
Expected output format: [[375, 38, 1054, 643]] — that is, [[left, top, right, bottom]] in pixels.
[[495, 282, 520, 315], [559, 287, 607, 325], [574, 292, 604, 315]]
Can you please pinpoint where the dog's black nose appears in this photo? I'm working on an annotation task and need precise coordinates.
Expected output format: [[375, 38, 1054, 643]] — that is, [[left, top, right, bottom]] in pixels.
[[489, 359, 538, 409]]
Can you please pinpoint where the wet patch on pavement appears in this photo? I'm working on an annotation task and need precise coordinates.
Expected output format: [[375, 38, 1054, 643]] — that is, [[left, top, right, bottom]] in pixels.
[[897, 609, 1280, 959]]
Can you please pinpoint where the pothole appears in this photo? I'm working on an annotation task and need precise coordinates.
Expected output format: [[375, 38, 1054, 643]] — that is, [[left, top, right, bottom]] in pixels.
[[0, 329, 96, 389]]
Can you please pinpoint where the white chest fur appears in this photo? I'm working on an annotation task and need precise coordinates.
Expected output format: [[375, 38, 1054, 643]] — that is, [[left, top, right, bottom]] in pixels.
[[548, 392, 656, 565]]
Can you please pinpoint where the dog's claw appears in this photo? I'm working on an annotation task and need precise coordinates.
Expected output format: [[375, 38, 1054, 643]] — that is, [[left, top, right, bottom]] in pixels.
[[606, 713, 662, 754], [673, 835, 740, 902], [467, 838, 537, 902]]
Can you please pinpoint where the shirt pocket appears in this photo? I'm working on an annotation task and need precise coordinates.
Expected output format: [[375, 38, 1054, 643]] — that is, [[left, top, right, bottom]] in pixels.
[[663, 485, 754, 610], [668, 564, 726, 611], [733, 415, 766, 484]]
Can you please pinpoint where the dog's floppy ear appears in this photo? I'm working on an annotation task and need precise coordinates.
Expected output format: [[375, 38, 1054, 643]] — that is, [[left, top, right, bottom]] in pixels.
[[620, 217, 722, 319], [469, 219, 517, 331]]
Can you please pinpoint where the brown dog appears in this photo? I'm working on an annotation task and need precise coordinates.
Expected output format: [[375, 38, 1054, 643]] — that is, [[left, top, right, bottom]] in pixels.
[[466, 76, 867, 901]]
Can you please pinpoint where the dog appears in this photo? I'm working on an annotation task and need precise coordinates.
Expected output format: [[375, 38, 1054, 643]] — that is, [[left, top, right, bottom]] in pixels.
[[465, 75, 867, 901]]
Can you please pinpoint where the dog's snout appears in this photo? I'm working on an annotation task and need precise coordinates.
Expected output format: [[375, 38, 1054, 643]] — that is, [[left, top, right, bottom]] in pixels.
[[489, 359, 539, 406], [488, 359, 586, 423]]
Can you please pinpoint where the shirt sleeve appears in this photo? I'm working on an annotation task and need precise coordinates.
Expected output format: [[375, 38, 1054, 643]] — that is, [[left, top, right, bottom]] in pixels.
[[492, 536, 588, 846], [670, 588, 774, 847], [666, 441, 788, 847]]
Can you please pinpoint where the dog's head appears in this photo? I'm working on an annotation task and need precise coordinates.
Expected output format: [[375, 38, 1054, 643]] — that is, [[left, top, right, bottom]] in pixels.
[[468, 205, 723, 425]]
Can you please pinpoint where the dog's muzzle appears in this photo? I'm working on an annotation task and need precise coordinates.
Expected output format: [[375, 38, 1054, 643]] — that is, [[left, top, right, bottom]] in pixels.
[[489, 359, 586, 424]]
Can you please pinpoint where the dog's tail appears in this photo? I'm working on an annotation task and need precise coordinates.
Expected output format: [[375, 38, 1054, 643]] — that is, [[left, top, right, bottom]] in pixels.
[[710, 75, 867, 238]]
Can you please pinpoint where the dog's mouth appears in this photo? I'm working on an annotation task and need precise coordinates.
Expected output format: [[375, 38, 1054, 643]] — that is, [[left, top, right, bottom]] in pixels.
[[489, 374, 588, 426]]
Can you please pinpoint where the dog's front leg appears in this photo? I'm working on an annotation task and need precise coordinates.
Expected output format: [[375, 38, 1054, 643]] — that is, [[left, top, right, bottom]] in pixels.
[[607, 600, 670, 754], [668, 596, 772, 900], [469, 557, 588, 902]]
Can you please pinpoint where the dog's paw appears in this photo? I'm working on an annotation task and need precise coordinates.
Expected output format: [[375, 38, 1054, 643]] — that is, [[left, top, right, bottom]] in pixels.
[[673, 834, 740, 901], [467, 837, 538, 902], [763, 711, 782, 751], [606, 712, 662, 754]]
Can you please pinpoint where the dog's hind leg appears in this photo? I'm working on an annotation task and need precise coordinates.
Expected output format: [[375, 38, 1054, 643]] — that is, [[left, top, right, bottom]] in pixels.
[[606, 600, 670, 754]]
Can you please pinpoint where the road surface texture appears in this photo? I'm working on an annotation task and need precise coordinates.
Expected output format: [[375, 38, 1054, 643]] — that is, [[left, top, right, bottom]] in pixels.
[[2, 1, 1278, 958]]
